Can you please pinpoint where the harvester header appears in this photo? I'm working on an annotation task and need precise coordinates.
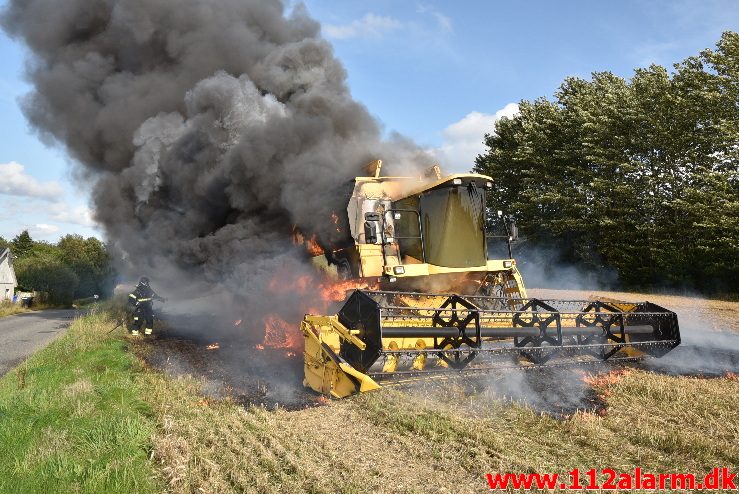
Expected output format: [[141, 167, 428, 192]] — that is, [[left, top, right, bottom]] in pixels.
[[301, 162, 681, 398]]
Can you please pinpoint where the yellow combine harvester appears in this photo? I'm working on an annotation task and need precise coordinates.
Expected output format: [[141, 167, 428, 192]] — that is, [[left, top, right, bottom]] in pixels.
[[301, 161, 680, 398]]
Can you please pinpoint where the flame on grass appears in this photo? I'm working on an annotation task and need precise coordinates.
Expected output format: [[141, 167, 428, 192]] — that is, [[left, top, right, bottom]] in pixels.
[[262, 314, 302, 350], [582, 368, 632, 399]]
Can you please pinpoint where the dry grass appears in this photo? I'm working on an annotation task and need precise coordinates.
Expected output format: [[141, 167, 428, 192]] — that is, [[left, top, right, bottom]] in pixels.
[[140, 368, 738, 494], [0, 301, 69, 318], [0, 301, 28, 318]]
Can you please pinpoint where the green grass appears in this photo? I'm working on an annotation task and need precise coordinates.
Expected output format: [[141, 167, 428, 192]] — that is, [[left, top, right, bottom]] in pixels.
[[0, 312, 161, 494]]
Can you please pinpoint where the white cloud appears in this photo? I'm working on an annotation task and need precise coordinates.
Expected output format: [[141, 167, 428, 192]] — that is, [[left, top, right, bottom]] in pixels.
[[433, 103, 519, 174], [49, 203, 96, 227], [26, 223, 60, 237], [0, 161, 64, 201], [323, 13, 403, 40]]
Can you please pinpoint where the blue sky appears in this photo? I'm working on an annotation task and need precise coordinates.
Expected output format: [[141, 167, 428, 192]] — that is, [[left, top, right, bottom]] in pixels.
[[1, 0, 737, 242]]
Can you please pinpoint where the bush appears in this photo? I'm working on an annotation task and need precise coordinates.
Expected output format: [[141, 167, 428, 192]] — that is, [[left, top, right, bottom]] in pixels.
[[15, 257, 80, 305]]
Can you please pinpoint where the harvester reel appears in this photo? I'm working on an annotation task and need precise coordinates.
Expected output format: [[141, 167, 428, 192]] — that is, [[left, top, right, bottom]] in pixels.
[[436, 340, 478, 370], [428, 295, 481, 370], [576, 302, 629, 360], [432, 295, 481, 350], [301, 290, 680, 398], [512, 298, 562, 364]]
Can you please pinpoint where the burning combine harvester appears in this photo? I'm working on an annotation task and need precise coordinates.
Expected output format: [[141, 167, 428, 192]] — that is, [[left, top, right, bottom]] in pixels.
[[300, 161, 681, 398]]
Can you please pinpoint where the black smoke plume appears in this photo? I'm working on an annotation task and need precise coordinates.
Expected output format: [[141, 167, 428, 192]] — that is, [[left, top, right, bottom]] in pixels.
[[2, 0, 429, 322]]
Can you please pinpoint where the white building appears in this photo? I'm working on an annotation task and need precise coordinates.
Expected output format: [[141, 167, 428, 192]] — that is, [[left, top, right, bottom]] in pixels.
[[0, 248, 18, 302]]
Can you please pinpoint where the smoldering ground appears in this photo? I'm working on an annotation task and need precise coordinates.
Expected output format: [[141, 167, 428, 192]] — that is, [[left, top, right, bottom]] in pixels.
[[642, 308, 739, 376], [136, 306, 739, 415]]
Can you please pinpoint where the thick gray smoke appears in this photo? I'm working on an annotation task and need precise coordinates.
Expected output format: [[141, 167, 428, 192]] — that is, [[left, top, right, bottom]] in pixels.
[[2, 0, 429, 321]]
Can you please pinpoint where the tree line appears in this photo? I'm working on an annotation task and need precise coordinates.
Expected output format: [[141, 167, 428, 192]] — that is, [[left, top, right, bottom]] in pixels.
[[475, 31, 738, 294], [0, 231, 115, 304]]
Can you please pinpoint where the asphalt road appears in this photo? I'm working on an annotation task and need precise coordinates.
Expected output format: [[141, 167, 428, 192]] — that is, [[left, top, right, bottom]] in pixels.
[[0, 309, 78, 376]]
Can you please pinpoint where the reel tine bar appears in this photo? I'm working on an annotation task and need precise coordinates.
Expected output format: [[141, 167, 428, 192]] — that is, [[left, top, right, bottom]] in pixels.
[[335, 290, 680, 375]]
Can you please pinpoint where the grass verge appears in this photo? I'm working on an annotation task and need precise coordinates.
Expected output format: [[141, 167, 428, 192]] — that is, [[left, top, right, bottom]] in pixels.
[[0, 301, 70, 318], [0, 302, 28, 318], [0, 311, 161, 494]]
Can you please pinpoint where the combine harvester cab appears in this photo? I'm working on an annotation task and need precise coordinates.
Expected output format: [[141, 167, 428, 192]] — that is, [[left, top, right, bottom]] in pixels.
[[301, 161, 680, 398]]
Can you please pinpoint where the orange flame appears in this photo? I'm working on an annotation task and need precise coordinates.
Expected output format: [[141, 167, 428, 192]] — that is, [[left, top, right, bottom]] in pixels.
[[318, 279, 380, 303], [262, 314, 302, 349], [268, 273, 312, 294], [255, 344, 265, 351], [582, 368, 631, 386], [582, 369, 631, 397], [330, 212, 341, 233], [292, 226, 325, 257], [291, 225, 302, 244], [234, 319, 242, 327], [305, 235, 324, 256], [206, 343, 220, 350]]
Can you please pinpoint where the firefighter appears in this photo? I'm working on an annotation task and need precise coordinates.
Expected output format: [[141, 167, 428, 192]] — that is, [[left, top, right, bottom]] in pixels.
[[127, 277, 165, 336]]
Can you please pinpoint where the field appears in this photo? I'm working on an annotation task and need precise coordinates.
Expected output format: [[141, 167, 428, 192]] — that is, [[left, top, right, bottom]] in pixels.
[[0, 291, 737, 493]]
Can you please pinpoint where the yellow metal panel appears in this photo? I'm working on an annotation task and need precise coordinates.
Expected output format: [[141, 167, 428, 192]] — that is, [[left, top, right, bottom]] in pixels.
[[426, 264, 487, 275], [301, 316, 382, 398], [384, 263, 429, 277], [510, 266, 528, 298], [395, 173, 494, 200], [357, 244, 386, 277]]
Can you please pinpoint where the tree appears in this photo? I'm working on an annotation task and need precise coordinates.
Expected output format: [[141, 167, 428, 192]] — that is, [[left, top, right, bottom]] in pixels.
[[9, 232, 116, 304], [475, 31, 739, 293], [15, 255, 79, 305], [11, 230, 34, 258], [0, 236, 9, 251], [57, 234, 115, 298]]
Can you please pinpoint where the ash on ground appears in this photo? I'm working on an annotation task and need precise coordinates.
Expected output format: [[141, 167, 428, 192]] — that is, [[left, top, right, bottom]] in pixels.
[[394, 364, 613, 419], [136, 312, 739, 417], [136, 312, 319, 411]]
